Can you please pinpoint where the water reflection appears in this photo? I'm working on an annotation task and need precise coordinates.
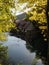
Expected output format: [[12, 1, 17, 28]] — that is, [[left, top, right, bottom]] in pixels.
[[26, 35, 48, 65], [0, 33, 47, 65], [0, 33, 8, 65], [0, 33, 8, 42], [3, 35, 36, 65], [0, 44, 8, 65]]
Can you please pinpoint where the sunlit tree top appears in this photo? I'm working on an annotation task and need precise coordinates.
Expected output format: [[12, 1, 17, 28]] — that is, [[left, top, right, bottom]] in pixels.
[[0, 0, 16, 22]]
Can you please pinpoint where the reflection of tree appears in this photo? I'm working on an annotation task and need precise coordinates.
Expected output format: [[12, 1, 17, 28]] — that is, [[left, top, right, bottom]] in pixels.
[[0, 33, 8, 65], [0, 44, 8, 65], [26, 34, 48, 65], [0, 33, 8, 41]]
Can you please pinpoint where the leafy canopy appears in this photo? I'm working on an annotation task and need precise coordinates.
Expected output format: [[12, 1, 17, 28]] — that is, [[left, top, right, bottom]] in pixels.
[[18, 0, 47, 27], [18, 0, 47, 41], [0, 0, 16, 32]]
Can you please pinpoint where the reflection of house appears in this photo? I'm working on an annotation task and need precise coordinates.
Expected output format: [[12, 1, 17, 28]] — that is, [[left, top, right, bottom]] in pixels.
[[15, 19, 35, 32], [16, 13, 27, 20], [15, 13, 35, 32], [14, 19, 40, 43], [15, 13, 38, 32], [13, 13, 41, 42]]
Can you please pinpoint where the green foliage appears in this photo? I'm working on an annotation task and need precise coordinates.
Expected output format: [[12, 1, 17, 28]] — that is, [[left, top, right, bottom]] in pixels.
[[0, 0, 16, 32], [0, 21, 16, 32], [18, 0, 47, 41], [0, 44, 8, 64], [0, 0, 16, 21], [0, 33, 7, 41], [18, 0, 47, 26]]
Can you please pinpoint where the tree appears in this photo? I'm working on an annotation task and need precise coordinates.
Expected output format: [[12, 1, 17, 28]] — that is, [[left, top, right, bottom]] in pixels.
[[18, 0, 47, 32], [0, 44, 8, 65], [0, 0, 16, 21], [46, 0, 49, 65], [0, 0, 16, 32]]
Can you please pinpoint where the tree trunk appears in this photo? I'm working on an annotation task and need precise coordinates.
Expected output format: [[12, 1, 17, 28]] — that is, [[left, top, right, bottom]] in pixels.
[[46, 0, 49, 65]]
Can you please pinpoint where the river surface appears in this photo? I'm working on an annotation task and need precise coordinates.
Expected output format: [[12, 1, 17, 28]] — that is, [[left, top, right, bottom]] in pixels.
[[0, 33, 47, 65]]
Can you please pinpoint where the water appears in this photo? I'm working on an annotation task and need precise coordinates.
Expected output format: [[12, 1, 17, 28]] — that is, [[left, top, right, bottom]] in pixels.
[[0, 33, 47, 65]]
